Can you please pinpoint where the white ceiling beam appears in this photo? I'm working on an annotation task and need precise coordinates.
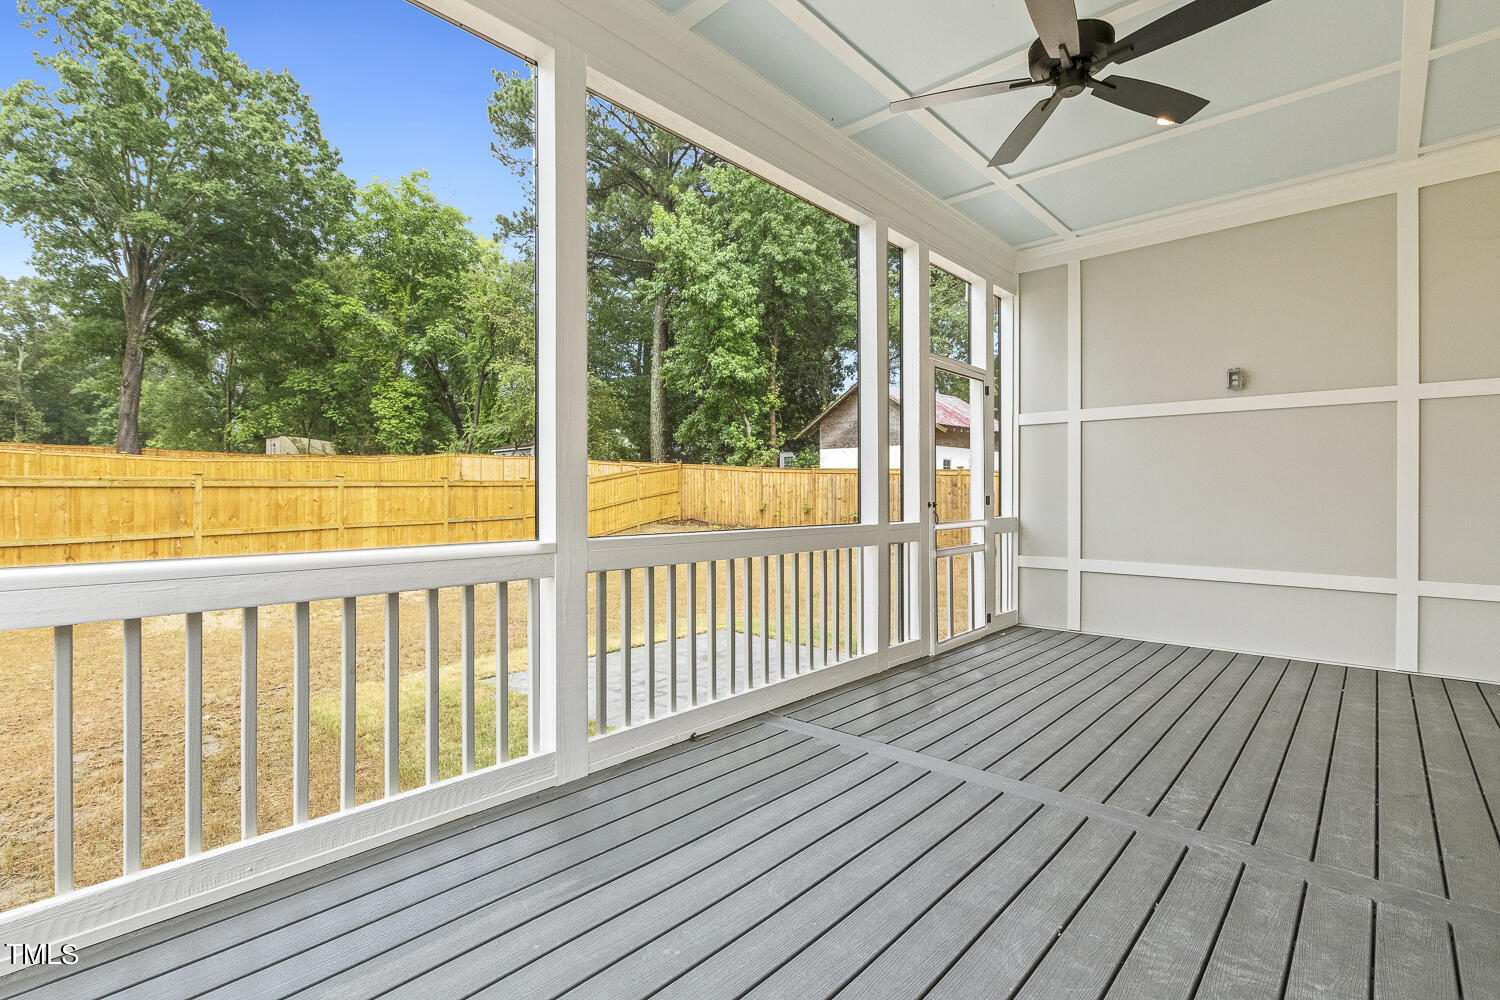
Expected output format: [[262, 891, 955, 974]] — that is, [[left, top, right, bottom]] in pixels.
[[762, 0, 1074, 240], [675, 0, 733, 29], [1428, 24, 1500, 60], [1396, 0, 1438, 160]]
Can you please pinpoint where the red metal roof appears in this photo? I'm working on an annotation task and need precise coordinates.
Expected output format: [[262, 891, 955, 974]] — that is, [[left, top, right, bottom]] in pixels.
[[890, 386, 996, 431]]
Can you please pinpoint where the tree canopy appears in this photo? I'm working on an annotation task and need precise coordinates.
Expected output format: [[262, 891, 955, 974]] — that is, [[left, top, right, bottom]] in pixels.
[[1, 0, 862, 469], [0, 0, 352, 452]]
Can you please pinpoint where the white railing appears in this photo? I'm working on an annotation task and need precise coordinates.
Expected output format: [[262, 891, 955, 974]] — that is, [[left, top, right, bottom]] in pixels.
[[585, 526, 881, 738], [1, 541, 552, 917], [0, 516, 1018, 945]]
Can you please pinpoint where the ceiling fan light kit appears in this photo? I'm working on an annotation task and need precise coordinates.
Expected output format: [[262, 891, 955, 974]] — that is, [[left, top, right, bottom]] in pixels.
[[892, 0, 1276, 167]]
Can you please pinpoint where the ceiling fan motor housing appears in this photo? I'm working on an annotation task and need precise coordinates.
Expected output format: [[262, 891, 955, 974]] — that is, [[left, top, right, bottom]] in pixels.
[[1028, 18, 1116, 95]]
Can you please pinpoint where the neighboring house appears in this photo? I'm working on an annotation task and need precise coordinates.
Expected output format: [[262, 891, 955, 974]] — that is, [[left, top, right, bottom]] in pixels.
[[264, 435, 336, 455], [794, 386, 996, 470]]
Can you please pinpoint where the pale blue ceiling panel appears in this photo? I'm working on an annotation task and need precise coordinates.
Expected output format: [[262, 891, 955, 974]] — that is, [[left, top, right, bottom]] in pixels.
[[695, 0, 889, 127], [1021, 72, 1400, 230], [647, 0, 696, 13], [1423, 37, 1500, 146], [955, 189, 1057, 245], [937, 86, 1157, 175], [854, 115, 994, 199], [934, 0, 1403, 177], [803, 0, 1033, 95], [1433, 0, 1500, 47]]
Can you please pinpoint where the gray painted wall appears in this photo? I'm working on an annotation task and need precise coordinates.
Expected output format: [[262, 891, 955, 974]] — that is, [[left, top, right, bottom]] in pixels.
[[1017, 171, 1500, 681]]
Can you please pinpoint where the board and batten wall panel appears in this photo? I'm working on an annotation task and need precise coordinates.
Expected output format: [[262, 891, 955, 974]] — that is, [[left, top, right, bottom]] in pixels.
[[1083, 574, 1397, 668], [1019, 265, 1068, 414], [1080, 197, 1397, 408], [1420, 171, 1500, 382], [1019, 568, 1068, 629], [1019, 172, 1500, 677], [1083, 404, 1396, 577], [1019, 423, 1067, 557], [1419, 598, 1500, 683], [1421, 394, 1500, 586]]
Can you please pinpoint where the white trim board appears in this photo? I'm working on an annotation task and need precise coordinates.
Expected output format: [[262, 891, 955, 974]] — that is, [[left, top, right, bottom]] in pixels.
[[1015, 135, 1500, 270], [1028, 618, 1498, 687], [1018, 378, 1500, 426], [1018, 557, 1400, 596], [454, 0, 1018, 279]]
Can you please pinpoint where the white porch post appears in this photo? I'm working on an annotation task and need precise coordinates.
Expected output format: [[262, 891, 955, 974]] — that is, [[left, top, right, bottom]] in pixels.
[[536, 38, 590, 781], [972, 279, 995, 631], [999, 290, 1019, 616], [858, 220, 890, 658], [905, 246, 933, 652]]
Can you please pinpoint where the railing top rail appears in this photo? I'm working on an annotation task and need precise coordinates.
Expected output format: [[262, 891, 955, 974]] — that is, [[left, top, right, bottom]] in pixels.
[[0, 540, 555, 631], [586, 522, 880, 572]]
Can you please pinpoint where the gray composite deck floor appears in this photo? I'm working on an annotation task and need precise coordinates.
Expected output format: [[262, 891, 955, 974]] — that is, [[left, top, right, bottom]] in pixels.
[[7, 626, 1499, 999]]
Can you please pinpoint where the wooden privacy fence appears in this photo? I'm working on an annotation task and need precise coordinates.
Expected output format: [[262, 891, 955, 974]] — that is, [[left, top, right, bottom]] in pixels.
[[678, 464, 983, 527], [0, 474, 538, 566], [0, 442, 539, 482], [0, 445, 993, 566]]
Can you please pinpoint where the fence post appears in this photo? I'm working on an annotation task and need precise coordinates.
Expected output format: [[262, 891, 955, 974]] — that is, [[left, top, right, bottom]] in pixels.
[[191, 473, 204, 557], [336, 474, 347, 549], [442, 476, 451, 543], [634, 467, 644, 530]]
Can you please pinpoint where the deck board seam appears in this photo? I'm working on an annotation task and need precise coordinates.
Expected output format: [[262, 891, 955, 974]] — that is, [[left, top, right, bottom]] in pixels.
[[873, 637, 1140, 748], [791, 629, 1056, 723], [89, 736, 834, 1000], [767, 715, 1500, 934], [1192, 658, 1290, 831], [218, 744, 861, 1000], [1249, 663, 1319, 846], [473, 761, 933, 1000], [826, 632, 1091, 733], [911, 640, 1171, 761], [1442, 678, 1500, 847], [549, 778, 981, 1000], [1035, 648, 1240, 807], [784, 801, 1049, 1000], [912, 812, 1096, 999], [1133, 655, 1268, 821], [1, 726, 796, 1000], [958, 645, 1209, 776], [847, 635, 1127, 741]]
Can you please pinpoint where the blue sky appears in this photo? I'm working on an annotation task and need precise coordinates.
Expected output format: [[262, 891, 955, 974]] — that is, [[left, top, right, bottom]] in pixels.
[[0, 0, 533, 276]]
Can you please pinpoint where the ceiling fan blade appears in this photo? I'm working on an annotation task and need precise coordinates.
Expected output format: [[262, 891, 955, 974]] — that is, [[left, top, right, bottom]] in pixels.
[[1107, 0, 1275, 65], [1089, 75, 1209, 124], [990, 90, 1064, 167], [889, 78, 1044, 113], [1024, 0, 1081, 62]]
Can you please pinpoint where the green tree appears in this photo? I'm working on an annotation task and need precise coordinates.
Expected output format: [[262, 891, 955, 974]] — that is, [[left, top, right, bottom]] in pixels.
[[0, 276, 51, 440], [0, 0, 352, 453], [929, 265, 972, 378], [491, 76, 713, 461], [646, 163, 857, 465]]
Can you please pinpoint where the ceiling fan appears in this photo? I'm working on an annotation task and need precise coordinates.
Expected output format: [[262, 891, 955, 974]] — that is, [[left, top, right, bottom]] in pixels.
[[890, 0, 1275, 166]]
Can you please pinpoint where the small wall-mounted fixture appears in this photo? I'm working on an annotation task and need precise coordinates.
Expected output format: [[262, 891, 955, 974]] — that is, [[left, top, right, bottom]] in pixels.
[[1226, 368, 1247, 391]]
